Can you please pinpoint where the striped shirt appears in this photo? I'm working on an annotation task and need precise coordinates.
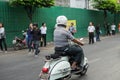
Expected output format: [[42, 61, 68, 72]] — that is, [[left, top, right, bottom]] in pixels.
[[54, 26, 74, 47]]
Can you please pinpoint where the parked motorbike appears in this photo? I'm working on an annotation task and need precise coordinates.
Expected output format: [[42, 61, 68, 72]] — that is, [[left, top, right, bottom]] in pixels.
[[12, 36, 27, 50], [12, 30, 27, 50], [39, 39, 89, 80]]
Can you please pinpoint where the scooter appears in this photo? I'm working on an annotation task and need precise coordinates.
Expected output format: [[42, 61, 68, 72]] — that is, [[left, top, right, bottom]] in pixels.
[[12, 30, 27, 50], [12, 36, 27, 50], [39, 39, 89, 80]]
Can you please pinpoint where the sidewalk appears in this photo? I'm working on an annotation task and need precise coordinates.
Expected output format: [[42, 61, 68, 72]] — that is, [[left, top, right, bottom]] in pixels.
[[0, 34, 115, 56]]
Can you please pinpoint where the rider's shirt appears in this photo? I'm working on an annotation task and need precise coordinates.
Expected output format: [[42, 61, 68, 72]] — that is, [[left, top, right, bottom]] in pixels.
[[54, 26, 74, 47]]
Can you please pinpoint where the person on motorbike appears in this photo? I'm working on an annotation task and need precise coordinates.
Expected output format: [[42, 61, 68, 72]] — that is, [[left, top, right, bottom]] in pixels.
[[54, 15, 84, 71]]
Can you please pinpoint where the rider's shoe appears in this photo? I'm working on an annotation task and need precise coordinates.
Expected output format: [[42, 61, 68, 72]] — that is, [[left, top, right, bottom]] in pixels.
[[71, 67, 83, 73]]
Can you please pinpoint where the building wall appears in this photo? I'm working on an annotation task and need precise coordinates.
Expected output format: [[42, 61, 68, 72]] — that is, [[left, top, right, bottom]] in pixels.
[[55, 0, 93, 9], [55, 0, 70, 7], [0, 2, 119, 47], [70, 0, 86, 9]]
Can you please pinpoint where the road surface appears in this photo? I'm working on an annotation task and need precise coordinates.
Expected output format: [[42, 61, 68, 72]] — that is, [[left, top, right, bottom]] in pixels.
[[0, 35, 120, 80]]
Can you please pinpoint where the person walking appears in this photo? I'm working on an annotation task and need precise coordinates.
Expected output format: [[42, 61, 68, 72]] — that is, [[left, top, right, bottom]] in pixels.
[[40, 23, 47, 47], [69, 23, 76, 35], [106, 23, 111, 36], [27, 23, 34, 54], [111, 23, 116, 35], [0, 23, 7, 53], [87, 22, 95, 44], [31, 23, 41, 57]]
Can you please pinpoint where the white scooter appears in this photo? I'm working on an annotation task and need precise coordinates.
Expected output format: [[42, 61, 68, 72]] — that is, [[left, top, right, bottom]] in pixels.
[[39, 39, 89, 80]]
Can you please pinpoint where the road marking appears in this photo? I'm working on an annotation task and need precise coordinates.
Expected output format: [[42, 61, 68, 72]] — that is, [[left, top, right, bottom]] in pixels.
[[89, 58, 101, 64]]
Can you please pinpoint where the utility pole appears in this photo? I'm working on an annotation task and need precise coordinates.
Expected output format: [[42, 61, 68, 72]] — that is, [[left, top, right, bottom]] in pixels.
[[88, 0, 89, 9], [85, 0, 87, 9], [85, 0, 89, 9]]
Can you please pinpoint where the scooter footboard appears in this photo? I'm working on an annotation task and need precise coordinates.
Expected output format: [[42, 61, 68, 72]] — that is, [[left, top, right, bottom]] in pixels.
[[49, 60, 71, 80]]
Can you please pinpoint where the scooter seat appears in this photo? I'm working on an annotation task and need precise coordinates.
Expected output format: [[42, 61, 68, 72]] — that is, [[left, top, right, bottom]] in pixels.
[[45, 51, 67, 60], [55, 51, 67, 56], [45, 53, 61, 60], [50, 54, 61, 59]]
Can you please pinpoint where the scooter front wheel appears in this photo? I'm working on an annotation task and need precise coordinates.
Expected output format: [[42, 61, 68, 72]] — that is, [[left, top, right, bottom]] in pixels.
[[80, 63, 89, 76]]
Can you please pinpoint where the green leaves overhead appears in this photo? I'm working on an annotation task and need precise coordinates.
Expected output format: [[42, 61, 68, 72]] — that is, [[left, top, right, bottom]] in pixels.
[[9, 0, 54, 8], [9, 0, 54, 21], [92, 0, 120, 13]]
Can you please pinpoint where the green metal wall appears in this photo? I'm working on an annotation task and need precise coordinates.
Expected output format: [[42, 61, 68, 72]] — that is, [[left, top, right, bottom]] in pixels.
[[0, 2, 119, 47], [0, 2, 30, 47], [33, 7, 117, 40]]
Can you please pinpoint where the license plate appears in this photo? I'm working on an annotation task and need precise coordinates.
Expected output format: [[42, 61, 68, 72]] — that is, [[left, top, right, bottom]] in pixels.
[[40, 79, 46, 80], [40, 73, 49, 79]]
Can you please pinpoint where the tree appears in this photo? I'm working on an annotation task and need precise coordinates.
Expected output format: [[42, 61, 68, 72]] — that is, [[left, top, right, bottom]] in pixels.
[[92, 0, 120, 24], [9, 0, 54, 21]]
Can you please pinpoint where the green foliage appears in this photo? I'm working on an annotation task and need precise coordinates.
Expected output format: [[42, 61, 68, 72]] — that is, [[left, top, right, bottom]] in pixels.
[[92, 0, 120, 13], [9, 0, 54, 7], [92, 0, 120, 23], [9, 0, 54, 21]]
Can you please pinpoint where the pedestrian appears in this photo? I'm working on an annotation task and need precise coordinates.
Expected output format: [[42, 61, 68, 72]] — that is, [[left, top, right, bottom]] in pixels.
[[95, 24, 101, 41], [87, 22, 95, 44], [27, 23, 34, 54], [106, 23, 111, 36], [40, 23, 47, 47], [111, 23, 116, 35], [0, 23, 7, 53], [118, 23, 120, 32], [31, 23, 41, 57], [69, 23, 76, 35]]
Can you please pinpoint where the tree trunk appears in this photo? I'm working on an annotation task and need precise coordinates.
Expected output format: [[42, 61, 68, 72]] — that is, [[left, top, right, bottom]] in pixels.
[[114, 13, 116, 24], [104, 10, 107, 24], [24, 6, 35, 22], [103, 10, 107, 35]]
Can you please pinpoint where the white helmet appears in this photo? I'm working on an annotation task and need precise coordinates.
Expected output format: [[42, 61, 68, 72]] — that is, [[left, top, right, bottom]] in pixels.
[[56, 15, 68, 25]]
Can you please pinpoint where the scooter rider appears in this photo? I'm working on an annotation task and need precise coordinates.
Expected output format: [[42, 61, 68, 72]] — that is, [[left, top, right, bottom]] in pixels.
[[54, 15, 84, 70]]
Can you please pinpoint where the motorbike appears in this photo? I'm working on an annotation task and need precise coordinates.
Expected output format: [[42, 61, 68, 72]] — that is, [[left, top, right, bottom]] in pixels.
[[12, 30, 27, 50], [12, 36, 27, 50], [39, 39, 89, 80]]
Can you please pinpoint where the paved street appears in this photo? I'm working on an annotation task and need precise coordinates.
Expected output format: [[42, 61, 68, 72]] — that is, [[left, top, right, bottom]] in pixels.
[[0, 34, 120, 80]]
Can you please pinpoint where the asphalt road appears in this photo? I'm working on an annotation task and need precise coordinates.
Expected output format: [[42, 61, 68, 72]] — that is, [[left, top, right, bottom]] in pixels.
[[0, 35, 120, 80]]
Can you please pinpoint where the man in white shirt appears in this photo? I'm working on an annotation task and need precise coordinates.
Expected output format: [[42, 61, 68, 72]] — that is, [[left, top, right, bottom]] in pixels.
[[40, 23, 47, 47], [111, 23, 116, 35], [87, 22, 95, 44]]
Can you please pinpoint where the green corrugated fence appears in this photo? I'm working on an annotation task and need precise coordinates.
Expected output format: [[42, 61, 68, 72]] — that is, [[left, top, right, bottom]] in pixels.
[[0, 1, 120, 47]]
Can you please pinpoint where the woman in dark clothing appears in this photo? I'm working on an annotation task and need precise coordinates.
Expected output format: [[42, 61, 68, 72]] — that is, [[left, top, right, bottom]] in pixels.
[[95, 24, 101, 41], [0, 23, 7, 53], [27, 23, 34, 54]]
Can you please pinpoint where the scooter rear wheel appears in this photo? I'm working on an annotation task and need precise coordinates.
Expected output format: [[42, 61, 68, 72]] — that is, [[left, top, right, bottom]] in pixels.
[[56, 78, 64, 80]]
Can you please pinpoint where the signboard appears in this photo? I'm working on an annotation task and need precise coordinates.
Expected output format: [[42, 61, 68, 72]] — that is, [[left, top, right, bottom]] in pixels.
[[66, 20, 76, 30]]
